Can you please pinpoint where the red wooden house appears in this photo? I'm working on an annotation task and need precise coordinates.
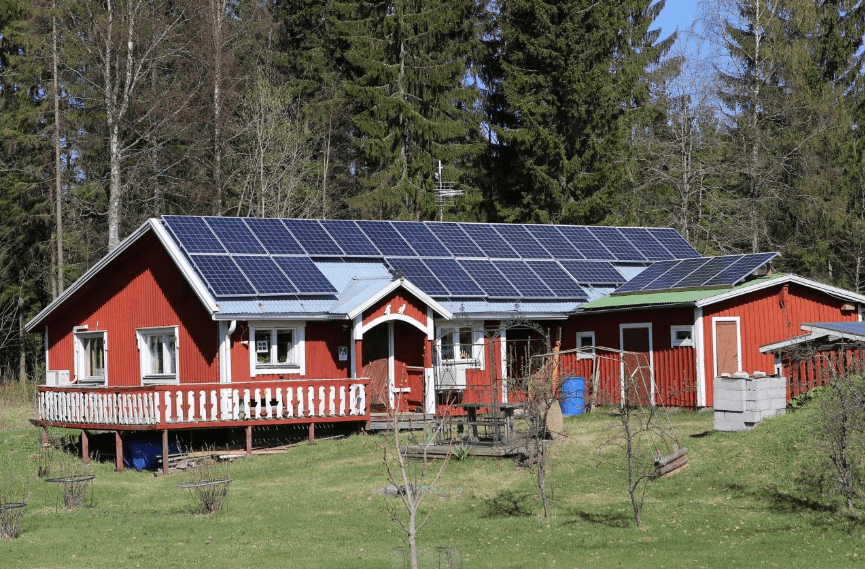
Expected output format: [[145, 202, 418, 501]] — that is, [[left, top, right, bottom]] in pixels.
[[32, 217, 666, 467], [29, 215, 859, 468]]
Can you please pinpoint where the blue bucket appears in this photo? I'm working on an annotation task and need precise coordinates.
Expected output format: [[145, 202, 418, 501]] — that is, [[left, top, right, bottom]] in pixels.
[[560, 377, 585, 416]]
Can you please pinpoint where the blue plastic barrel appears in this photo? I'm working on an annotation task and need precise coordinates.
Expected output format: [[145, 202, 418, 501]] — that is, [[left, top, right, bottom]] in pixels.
[[560, 377, 585, 416]]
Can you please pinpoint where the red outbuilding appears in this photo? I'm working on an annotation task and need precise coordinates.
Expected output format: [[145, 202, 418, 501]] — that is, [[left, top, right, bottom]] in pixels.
[[558, 275, 865, 408]]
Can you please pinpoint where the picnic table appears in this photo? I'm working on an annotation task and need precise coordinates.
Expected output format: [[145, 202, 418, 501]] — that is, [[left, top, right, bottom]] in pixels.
[[453, 402, 522, 445]]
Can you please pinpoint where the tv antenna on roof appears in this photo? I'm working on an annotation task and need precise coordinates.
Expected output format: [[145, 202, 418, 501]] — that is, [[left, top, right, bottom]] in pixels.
[[434, 160, 462, 222]]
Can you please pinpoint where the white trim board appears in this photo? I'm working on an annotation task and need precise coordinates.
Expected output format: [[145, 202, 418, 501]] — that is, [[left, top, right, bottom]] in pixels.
[[711, 316, 742, 378]]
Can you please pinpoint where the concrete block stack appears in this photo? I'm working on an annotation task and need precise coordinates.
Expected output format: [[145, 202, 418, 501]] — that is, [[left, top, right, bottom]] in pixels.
[[713, 372, 787, 431]]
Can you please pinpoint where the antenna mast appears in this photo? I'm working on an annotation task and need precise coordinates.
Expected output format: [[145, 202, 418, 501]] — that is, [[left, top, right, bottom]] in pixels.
[[434, 160, 462, 222]]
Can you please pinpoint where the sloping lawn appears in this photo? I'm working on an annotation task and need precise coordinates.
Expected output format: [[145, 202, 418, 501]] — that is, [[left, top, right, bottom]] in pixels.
[[0, 394, 862, 568]]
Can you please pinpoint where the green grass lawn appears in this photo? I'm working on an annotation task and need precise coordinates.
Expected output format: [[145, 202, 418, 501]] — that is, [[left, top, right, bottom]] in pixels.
[[1, 385, 862, 568]]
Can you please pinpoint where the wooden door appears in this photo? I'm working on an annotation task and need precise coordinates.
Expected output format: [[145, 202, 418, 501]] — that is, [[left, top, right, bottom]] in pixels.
[[715, 320, 739, 376], [622, 327, 652, 406], [393, 323, 426, 411], [361, 324, 390, 411]]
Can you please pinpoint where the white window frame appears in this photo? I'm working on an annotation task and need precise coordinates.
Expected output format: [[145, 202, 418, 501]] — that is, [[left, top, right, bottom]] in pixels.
[[248, 321, 306, 377], [712, 316, 742, 378], [74, 330, 107, 387], [670, 325, 694, 348], [436, 323, 485, 370], [136, 326, 180, 385], [576, 331, 596, 360]]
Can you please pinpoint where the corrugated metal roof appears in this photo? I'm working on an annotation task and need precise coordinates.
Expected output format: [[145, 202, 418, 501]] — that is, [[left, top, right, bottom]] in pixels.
[[579, 276, 784, 310], [437, 299, 584, 319], [803, 321, 865, 336], [215, 298, 339, 319], [328, 277, 394, 315], [315, 259, 391, 291]]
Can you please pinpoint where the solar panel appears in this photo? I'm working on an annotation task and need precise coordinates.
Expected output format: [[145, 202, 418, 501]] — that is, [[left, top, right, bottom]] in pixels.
[[613, 261, 680, 293], [587, 227, 645, 261], [672, 256, 739, 289], [423, 258, 484, 296], [355, 221, 416, 257], [232, 255, 297, 294], [525, 261, 588, 299], [189, 254, 255, 296], [648, 228, 701, 259], [559, 260, 626, 284], [272, 256, 337, 293], [386, 258, 448, 296], [493, 260, 554, 298], [459, 223, 519, 259], [163, 216, 225, 254], [556, 226, 613, 260], [641, 257, 709, 290], [426, 223, 484, 258], [492, 225, 552, 259], [319, 220, 381, 256], [283, 219, 344, 256], [703, 253, 778, 287], [618, 227, 673, 261], [204, 217, 265, 255], [458, 260, 519, 297], [244, 218, 305, 255], [392, 222, 450, 257], [524, 225, 584, 259]]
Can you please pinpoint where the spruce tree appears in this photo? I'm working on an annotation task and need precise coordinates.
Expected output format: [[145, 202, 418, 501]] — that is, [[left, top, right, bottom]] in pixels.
[[335, 0, 484, 220], [488, 0, 674, 224]]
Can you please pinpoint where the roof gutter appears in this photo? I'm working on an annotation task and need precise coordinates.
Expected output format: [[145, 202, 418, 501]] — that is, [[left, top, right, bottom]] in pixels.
[[573, 302, 695, 315]]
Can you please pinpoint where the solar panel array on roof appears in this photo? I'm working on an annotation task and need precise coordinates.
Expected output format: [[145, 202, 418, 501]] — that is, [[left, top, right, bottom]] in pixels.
[[613, 253, 779, 294], [162, 215, 702, 300], [320, 220, 380, 256], [559, 260, 626, 284], [386, 258, 449, 296]]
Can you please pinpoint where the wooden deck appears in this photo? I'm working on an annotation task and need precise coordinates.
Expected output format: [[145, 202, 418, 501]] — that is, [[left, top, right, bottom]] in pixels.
[[366, 412, 433, 432], [38, 380, 370, 474]]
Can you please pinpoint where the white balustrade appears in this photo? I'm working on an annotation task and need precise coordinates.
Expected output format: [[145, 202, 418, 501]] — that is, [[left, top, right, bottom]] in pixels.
[[38, 381, 367, 427]]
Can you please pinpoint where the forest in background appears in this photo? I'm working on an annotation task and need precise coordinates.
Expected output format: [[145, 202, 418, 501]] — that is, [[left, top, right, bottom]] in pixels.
[[2, 0, 865, 379]]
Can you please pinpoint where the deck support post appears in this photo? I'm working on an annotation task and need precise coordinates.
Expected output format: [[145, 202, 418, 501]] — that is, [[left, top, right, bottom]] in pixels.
[[245, 425, 252, 455], [114, 431, 124, 471], [162, 429, 169, 476], [81, 429, 90, 463], [308, 422, 315, 445], [41, 426, 50, 447]]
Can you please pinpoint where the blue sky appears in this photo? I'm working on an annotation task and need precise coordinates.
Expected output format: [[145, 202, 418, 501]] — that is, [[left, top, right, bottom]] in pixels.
[[654, 0, 699, 43]]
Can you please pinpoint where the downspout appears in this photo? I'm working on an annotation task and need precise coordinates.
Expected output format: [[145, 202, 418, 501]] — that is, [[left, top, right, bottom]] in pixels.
[[694, 307, 706, 407]]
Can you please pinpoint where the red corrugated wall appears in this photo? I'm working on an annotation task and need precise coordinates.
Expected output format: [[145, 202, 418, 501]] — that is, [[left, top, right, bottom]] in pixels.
[[41, 231, 219, 386], [702, 282, 858, 405], [563, 307, 699, 407]]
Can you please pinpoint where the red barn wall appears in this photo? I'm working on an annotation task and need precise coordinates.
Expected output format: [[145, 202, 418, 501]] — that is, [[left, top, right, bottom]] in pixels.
[[563, 307, 698, 407], [40, 231, 219, 386], [702, 282, 859, 405]]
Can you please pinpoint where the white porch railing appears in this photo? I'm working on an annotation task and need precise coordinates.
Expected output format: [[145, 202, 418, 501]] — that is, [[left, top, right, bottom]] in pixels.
[[38, 379, 369, 428]]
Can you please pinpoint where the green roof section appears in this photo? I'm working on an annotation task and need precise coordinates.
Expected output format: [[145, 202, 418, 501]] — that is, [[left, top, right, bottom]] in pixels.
[[579, 275, 784, 310]]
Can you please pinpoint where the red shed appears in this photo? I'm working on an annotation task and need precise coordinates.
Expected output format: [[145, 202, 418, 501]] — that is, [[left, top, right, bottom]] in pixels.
[[561, 275, 865, 408]]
